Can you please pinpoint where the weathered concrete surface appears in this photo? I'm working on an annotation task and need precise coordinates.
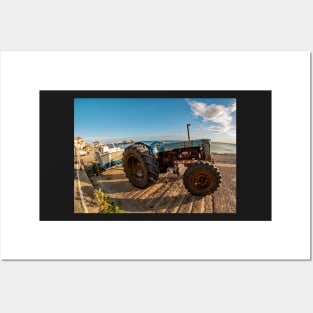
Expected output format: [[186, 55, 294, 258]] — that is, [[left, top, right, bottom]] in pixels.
[[74, 164, 100, 214]]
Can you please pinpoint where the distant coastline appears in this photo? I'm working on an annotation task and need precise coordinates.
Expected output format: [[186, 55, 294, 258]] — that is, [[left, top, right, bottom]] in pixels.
[[80, 138, 236, 155]]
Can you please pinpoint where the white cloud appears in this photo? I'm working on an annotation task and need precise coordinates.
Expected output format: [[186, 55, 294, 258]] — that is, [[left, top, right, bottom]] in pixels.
[[187, 99, 236, 134], [200, 125, 236, 137]]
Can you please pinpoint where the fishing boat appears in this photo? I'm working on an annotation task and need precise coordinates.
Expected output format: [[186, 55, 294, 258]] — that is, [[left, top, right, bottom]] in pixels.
[[95, 143, 124, 169]]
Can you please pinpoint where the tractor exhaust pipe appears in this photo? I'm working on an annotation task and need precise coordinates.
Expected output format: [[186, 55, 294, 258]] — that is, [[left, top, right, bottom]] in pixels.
[[187, 123, 191, 141]]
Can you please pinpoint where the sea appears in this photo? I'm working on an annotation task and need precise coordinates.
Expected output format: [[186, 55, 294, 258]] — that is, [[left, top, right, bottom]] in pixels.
[[119, 141, 236, 154], [211, 142, 236, 154]]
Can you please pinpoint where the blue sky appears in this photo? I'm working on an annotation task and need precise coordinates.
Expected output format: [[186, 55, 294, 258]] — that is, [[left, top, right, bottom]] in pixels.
[[74, 98, 236, 143]]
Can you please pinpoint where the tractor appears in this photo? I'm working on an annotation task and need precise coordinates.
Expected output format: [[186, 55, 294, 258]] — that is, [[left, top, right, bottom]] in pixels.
[[122, 135, 221, 196]]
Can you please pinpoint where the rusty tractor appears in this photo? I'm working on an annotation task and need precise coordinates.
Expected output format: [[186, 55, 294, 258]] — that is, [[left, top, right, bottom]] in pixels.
[[122, 138, 221, 196]]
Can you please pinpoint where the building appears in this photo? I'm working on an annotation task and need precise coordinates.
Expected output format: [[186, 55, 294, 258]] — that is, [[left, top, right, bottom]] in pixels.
[[74, 137, 86, 149]]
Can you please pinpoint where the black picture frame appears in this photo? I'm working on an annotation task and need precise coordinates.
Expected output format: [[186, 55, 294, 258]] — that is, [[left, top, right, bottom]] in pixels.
[[40, 90, 271, 221]]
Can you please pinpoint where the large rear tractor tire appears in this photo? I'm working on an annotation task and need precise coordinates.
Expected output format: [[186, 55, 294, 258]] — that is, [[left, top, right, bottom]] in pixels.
[[183, 161, 221, 196], [123, 143, 159, 189]]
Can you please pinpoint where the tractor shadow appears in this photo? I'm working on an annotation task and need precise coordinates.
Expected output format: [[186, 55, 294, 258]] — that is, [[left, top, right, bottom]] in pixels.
[[109, 193, 198, 213]]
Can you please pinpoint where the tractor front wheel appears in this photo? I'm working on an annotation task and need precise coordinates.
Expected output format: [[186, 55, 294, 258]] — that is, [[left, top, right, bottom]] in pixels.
[[123, 144, 159, 189], [183, 161, 221, 196]]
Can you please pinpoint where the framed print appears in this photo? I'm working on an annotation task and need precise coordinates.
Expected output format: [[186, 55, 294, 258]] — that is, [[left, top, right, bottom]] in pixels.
[[1, 52, 310, 260], [40, 90, 271, 221]]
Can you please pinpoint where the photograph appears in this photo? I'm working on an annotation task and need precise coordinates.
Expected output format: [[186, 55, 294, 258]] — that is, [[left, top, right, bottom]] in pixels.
[[74, 98, 237, 214]]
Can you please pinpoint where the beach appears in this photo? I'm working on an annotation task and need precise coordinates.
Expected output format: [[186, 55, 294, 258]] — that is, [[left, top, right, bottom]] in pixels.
[[75, 152, 236, 214]]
